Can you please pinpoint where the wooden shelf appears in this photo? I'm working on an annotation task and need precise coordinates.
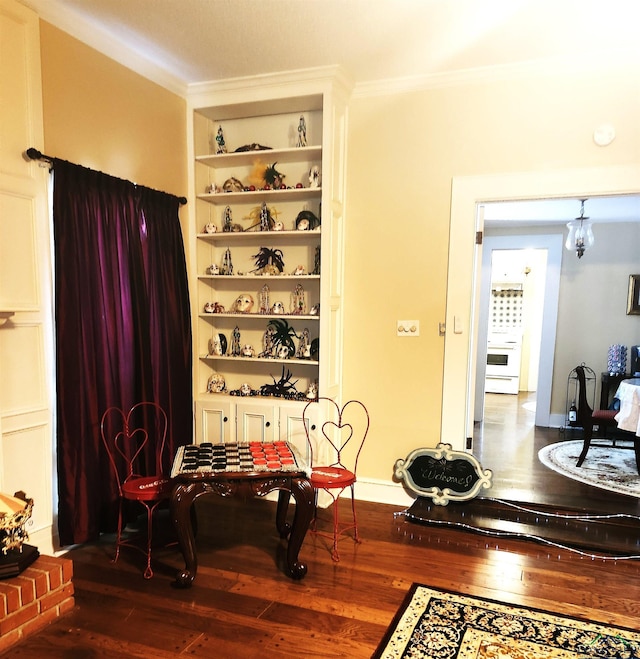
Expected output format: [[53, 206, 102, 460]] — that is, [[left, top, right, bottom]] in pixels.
[[197, 187, 321, 205], [196, 145, 322, 168]]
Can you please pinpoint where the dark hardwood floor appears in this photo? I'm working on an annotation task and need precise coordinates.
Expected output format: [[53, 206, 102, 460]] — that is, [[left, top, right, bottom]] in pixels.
[[475, 391, 640, 516], [6, 392, 640, 657]]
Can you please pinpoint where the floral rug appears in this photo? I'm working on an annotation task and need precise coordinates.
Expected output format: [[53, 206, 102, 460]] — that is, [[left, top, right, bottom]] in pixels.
[[538, 440, 640, 498], [373, 584, 640, 658]]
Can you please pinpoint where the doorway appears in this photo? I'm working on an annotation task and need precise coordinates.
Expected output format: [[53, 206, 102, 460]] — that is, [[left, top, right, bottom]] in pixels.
[[441, 163, 640, 449], [474, 234, 562, 433]]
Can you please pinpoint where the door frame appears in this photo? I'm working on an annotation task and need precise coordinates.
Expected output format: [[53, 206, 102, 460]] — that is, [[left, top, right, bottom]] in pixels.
[[474, 234, 563, 428], [441, 164, 640, 450]]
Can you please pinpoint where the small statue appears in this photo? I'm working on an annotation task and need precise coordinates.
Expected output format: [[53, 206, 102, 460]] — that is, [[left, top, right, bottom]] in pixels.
[[297, 115, 307, 147], [259, 201, 273, 231], [222, 206, 233, 232], [291, 284, 306, 315], [296, 328, 311, 359], [221, 248, 233, 275], [259, 285, 270, 315], [215, 125, 227, 154], [230, 326, 241, 357]]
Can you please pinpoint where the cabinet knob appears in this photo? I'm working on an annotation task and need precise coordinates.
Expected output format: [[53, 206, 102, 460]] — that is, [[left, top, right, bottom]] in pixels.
[[223, 416, 228, 423], [311, 424, 316, 431], [265, 421, 271, 428]]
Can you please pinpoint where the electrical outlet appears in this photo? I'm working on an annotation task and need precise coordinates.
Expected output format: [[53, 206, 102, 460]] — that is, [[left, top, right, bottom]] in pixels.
[[397, 320, 420, 336]]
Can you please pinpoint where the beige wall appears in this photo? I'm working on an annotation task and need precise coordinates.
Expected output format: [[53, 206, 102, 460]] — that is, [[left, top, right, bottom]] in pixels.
[[39, 22, 188, 237], [35, 21, 640, 489], [345, 66, 640, 481]]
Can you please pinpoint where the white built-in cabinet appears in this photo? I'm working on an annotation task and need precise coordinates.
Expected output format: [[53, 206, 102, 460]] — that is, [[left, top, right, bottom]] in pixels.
[[187, 69, 351, 456]]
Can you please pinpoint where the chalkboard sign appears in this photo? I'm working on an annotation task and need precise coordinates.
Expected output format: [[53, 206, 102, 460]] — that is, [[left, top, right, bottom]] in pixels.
[[394, 443, 492, 505]]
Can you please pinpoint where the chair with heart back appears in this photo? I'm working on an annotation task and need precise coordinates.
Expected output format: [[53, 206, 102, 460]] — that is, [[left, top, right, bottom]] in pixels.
[[100, 401, 174, 578], [302, 397, 370, 561]]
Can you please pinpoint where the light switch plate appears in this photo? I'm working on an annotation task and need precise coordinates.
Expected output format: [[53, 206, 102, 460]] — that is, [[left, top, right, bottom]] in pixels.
[[397, 320, 420, 336]]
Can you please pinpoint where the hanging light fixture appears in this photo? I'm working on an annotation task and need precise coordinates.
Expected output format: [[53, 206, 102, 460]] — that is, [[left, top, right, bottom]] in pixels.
[[565, 199, 594, 259]]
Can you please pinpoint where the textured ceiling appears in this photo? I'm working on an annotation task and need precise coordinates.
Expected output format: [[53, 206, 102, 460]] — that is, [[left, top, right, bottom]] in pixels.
[[19, 0, 640, 223], [20, 0, 640, 87]]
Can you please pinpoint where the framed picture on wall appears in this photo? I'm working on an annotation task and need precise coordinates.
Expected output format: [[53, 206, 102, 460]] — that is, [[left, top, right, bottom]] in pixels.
[[627, 274, 640, 315]]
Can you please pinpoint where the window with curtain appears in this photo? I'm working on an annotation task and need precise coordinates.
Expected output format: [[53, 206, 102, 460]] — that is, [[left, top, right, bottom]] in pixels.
[[52, 159, 192, 546]]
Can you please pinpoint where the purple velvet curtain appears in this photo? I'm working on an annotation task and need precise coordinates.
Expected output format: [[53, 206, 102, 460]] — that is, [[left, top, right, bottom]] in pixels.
[[52, 159, 192, 546]]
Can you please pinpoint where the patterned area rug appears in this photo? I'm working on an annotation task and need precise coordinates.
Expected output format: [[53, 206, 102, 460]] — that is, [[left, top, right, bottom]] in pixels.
[[538, 440, 640, 498], [373, 584, 640, 658]]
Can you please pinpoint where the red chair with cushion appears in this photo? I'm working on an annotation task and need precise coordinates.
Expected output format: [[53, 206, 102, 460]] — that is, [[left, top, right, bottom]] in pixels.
[[100, 402, 174, 578], [303, 397, 369, 561]]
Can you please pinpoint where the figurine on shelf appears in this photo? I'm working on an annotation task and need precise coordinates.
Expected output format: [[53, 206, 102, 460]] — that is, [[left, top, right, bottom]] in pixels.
[[215, 125, 227, 154], [208, 334, 223, 356], [203, 302, 215, 314], [306, 381, 318, 400], [221, 248, 233, 275], [295, 209, 320, 231], [260, 324, 276, 357], [297, 115, 307, 147], [291, 283, 306, 315], [207, 372, 226, 393], [204, 222, 217, 234], [231, 293, 254, 313], [207, 264, 219, 275], [223, 206, 234, 230], [271, 301, 285, 315], [296, 328, 311, 359], [240, 382, 252, 395], [230, 326, 241, 357], [309, 166, 320, 188], [259, 201, 273, 231], [241, 344, 255, 358], [313, 245, 321, 275], [252, 247, 285, 275], [259, 284, 270, 315], [292, 265, 306, 275]]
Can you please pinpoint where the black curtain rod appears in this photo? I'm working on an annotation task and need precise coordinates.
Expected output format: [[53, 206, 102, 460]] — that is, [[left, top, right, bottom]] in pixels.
[[25, 147, 187, 205]]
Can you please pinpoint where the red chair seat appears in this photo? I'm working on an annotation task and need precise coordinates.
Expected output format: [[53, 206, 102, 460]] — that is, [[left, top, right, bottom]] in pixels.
[[310, 467, 356, 488], [122, 476, 173, 501], [592, 409, 618, 423]]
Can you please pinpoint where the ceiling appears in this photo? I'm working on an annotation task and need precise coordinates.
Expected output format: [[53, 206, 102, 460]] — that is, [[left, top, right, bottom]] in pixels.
[[19, 0, 640, 225], [20, 0, 640, 89]]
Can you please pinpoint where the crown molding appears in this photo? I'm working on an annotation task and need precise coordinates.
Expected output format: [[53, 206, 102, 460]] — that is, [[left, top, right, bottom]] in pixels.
[[353, 49, 640, 99], [18, 0, 188, 97], [186, 65, 354, 106]]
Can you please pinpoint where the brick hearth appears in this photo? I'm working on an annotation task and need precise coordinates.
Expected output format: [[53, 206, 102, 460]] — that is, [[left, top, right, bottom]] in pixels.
[[0, 554, 74, 653]]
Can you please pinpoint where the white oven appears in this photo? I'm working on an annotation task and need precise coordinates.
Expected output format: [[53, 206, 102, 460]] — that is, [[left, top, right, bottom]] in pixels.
[[485, 334, 522, 394]]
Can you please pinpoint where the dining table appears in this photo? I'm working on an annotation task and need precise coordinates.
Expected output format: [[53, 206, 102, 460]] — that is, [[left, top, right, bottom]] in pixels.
[[614, 378, 640, 435], [613, 378, 640, 474]]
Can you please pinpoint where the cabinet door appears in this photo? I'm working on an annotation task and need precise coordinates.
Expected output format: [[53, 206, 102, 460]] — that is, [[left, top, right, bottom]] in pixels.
[[195, 399, 232, 444], [236, 400, 276, 443], [278, 401, 316, 464]]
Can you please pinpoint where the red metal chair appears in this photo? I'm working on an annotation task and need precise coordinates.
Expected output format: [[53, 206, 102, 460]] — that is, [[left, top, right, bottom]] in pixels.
[[100, 402, 174, 578], [303, 397, 369, 561]]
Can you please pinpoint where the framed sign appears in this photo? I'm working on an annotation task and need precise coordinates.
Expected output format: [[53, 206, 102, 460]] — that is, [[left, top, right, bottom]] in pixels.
[[394, 443, 492, 506]]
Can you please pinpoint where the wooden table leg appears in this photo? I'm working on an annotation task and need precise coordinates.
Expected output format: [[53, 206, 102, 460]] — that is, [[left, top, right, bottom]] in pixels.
[[170, 482, 202, 589], [284, 477, 314, 580]]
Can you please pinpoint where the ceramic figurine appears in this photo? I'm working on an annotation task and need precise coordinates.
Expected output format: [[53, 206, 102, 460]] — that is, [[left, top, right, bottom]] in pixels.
[[230, 326, 241, 357], [241, 344, 255, 357], [207, 372, 225, 393], [231, 293, 254, 313], [204, 222, 217, 233], [204, 302, 215, 313], [297, 115, 307, 147], [259, 285, 270, 315], [215, 125, 227, 154], [271, 301, 285, 315], [309, 165, 320, 188]]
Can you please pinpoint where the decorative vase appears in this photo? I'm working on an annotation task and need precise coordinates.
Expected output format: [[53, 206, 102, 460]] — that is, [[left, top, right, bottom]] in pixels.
[[607, 344, 627, 375]]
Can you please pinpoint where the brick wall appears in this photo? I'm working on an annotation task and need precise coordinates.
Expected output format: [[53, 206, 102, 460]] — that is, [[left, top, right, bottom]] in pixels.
[[0, 555, 74, 653]]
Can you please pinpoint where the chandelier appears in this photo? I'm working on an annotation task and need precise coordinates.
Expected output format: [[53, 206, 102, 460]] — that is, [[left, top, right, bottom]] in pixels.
[[565, 199, 594, 259]]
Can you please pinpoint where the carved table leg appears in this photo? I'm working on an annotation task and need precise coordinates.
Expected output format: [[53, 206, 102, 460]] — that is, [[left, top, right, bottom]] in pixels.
[[170, 482, 202, 588], [285, 477, 314, 579], [276, 489, 292, 538]]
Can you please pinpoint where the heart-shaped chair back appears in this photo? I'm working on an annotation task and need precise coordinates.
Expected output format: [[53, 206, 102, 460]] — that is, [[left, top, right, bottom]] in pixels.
[[303, 397, 369, 471]]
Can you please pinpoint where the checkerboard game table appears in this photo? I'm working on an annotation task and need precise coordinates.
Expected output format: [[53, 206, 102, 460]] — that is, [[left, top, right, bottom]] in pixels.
[[169, 441, 314, 588]]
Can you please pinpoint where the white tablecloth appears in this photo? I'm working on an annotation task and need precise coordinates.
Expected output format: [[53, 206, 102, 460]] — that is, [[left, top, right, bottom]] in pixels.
[[614, 378, 640, 436]]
